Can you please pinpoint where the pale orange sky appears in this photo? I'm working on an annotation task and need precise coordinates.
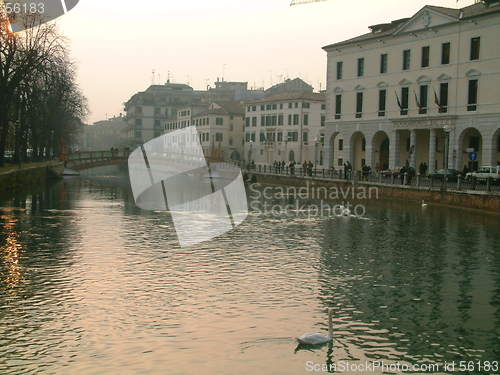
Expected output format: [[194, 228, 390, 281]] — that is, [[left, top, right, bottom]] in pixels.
[[55, 0, 475, 123]]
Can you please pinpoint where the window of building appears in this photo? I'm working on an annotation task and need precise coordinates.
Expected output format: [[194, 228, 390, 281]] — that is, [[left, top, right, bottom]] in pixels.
[[266, 116, 271, 126], [335, 94, 342, 120], [338, 158, 343, 167], [288, 102, 293, 109], [441, 42, 450, 64], [261, 115, 265, 126], [336, 61, 343, 80], [279, 103, 283, 109], [271, 115, 277, 126], [287, 132, 298, 142], [357, 58, 365, 77], [470, 37, 480, 61], [321, 104, 326, 110], [252, 117, 257, 127], [246, 118, 250, 127], [362, 139, 366, 152], [467, 79, 478, 111], [288, 114, 292, 125], [260, 132, 266, 142], [378, 89, 386, 117], [421, 46, 430, 68], [356, 92, 363, 118], [303, 102, 310, 109], [277, 132, 283, 142], [260, 105, 265, 111], [294, 102, 298, 108], [380, 53, 388, 74], [338, 139, 343, 151], [321, 115, 325, 127], [439, 82, 449, 113], [419, 85, 428, 114], [266, 104, 271, 111], [135, 118, 142, 127], [403, 49, 411, 70], [272, 104, 277, 110], [278, 114, 283, 126], [251, 133, 256, 142], [293, 114, 299, 125], [401, 87, 409, 115], [303, 114, 309, 126], [215, 117, 223, 125], [303, 132, 308, 144], [252, 105, 256, 111]]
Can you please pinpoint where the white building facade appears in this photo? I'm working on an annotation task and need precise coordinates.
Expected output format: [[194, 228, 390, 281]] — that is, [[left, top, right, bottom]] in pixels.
[[165, 102, 245, 162], [323, 1, 500, 173], [243, 92, 339, 166]]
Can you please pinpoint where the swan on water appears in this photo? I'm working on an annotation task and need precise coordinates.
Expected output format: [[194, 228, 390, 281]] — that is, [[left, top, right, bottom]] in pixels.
[[297, 308, 334, 346], [421, 200, 428, 208]]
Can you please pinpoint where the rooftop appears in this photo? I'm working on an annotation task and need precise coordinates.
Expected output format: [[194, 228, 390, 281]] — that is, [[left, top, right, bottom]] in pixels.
[[245, 91, 325, 104], [323, 1, 500, 50]]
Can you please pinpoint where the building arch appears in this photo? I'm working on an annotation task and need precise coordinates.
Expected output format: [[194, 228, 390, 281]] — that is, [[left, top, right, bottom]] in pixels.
[[230, 150, 241, 161], [491, 127, 500, 166], [457, 127, 483, 171], [350, 131, 366, 172], [289, 150, 295, 162], [372, 130, 390, 171]]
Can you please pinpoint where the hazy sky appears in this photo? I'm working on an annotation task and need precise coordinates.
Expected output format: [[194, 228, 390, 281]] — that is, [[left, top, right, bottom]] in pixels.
[[56, 0, 476, 123]]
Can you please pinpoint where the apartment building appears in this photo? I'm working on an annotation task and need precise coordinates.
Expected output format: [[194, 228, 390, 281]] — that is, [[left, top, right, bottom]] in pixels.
[[323, 0, 500, 172], [124, 82, 201, 146], [243, 91, 337, 166], [165, 101, 245, 162]]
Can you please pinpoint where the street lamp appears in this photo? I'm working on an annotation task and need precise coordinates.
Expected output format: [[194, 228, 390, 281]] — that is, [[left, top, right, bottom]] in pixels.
[[248, 140, 254, 167], [443, 125, 451, 170], [314, 137, 319, 168]]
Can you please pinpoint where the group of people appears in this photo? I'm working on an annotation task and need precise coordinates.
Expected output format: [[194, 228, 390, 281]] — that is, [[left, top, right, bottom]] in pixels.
[[400, 160, 416, 184], [418, 162, 429, 176], [343, 161, 353, 180]]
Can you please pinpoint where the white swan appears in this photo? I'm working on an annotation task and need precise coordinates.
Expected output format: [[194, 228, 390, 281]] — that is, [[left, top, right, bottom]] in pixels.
[[421, 200, 428, 208], [297, 308, 333, 346]]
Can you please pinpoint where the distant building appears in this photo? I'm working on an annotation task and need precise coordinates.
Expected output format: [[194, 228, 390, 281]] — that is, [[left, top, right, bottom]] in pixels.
[[79, 116, 129, 151], [323, 0, 500, 173], [264, 78, 314, 97], [165, 101, 246, 162], [243, 91, 336, 166], [202, 79, 265, 102], [124, 82, 202, 145]]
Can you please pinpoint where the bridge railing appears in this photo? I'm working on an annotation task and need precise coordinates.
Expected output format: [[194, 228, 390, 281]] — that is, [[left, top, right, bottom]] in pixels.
[[64, 150, 132, 161]]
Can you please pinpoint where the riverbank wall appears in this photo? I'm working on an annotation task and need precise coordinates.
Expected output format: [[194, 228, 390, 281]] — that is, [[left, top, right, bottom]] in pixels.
[[0, 161, 64, 197], [253, 172, 500, 214]]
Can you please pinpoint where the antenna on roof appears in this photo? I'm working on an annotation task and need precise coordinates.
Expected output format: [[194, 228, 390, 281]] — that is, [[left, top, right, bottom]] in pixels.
[[151, 69, 156, 85]]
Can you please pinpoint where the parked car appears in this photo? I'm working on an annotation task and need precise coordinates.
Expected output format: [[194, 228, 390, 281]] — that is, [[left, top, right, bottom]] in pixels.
[[430, 169, 460, 181], [466, 166, 500, 182], [3, 151, 14, 162]]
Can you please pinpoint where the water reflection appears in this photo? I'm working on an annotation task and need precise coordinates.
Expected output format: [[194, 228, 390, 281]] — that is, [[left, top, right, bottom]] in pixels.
[[0, 215, 24, 290], [0, 175, 498, 374]]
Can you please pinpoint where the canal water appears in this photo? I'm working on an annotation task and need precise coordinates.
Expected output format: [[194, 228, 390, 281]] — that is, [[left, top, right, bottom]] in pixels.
[[0, 169, 498, 374]]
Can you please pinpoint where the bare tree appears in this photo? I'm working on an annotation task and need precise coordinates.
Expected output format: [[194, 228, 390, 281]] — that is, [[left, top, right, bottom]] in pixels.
[[0, 9, 87, 165]]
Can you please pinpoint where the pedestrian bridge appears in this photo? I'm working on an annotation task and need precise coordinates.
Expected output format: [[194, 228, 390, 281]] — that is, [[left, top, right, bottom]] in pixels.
[[62, 150, 131, 171]]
